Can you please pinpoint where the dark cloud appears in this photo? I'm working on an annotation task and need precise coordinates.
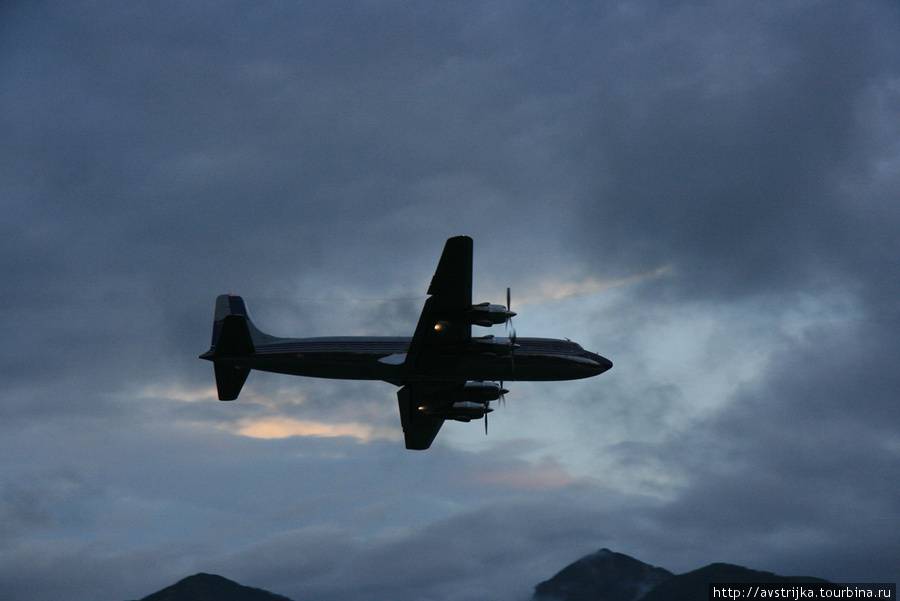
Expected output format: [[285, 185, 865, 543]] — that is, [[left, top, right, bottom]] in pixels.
[[569, 1, 900, 299]]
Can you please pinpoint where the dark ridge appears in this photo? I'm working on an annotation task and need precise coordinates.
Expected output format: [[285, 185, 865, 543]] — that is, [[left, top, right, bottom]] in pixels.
[[639, 562, 829, 601], [133, 572, 294, 601], [533, 548, 674, 601]]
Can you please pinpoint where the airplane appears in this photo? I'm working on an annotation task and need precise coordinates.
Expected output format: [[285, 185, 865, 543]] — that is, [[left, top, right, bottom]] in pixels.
[[199, 235, 612, 449]]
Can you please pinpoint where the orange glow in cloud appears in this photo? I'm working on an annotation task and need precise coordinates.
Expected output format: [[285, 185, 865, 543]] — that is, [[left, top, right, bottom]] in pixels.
[[517, 267, 670, 306], [231, 417, 399, 442]]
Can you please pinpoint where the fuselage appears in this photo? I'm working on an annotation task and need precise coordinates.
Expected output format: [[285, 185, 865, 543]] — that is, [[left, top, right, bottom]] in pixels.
[[209, 335, 612, 384]]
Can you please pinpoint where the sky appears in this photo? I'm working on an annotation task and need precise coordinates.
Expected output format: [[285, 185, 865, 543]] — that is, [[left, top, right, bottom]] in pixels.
[[1, 1, 899, 599]]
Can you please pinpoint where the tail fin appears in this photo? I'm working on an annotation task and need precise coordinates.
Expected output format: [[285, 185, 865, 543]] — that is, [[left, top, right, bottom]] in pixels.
[[200, 294, 270, 401]]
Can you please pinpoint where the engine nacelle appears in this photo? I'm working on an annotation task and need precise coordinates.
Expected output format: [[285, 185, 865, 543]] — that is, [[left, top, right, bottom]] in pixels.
[[418, 382, 505, 422], [472, 335, 517, 356], [449, 401, 493, 422], [467, 302, 515, 327], [460, 381, 508, 403]]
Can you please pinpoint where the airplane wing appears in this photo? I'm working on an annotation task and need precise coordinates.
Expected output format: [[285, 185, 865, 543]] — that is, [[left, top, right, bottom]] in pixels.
[[397, 385, 447, 450], [397, 380, 501, 449], [398, 235, 475, 449], [405, 235, 473, 375]]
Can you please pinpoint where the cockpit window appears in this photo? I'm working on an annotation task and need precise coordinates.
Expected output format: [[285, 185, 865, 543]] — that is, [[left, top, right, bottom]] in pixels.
[[564, 341, 584, 354]]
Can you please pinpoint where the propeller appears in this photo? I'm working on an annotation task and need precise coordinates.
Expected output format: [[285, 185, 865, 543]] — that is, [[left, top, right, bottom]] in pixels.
[[484, 400, 496, 435], [506, 288, 516, 336], [506, 287, 516, 378]]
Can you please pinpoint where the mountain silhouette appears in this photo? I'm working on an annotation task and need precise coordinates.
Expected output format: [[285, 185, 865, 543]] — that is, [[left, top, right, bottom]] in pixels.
[[128, 550, 829, 601], [639, 562, 828, 601], [532, 550, 828, 601], [132, 573, 294, 601], [533, 548, 673, 601]]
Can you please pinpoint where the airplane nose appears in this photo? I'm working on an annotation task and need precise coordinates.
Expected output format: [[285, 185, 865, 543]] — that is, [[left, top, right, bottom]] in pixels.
[[597, 355, 613, 373], [586, 352, 612, 373]]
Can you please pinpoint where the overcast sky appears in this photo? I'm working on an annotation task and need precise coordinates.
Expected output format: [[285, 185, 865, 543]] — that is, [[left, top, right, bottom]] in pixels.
[[2, 1, 899, 600]]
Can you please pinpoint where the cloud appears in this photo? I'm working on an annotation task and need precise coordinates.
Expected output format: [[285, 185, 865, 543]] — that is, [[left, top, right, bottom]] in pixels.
[[568, 1, 900, 299], [514, 267, 672, 307], [229, 417, 400, 443]]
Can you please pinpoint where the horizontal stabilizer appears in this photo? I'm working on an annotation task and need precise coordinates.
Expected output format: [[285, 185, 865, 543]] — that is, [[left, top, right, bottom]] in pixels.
[[214, 363, 250, 401]]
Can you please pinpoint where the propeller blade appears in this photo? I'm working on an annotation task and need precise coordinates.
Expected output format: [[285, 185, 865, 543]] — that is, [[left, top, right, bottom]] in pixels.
[[506, 287, 516, 339]]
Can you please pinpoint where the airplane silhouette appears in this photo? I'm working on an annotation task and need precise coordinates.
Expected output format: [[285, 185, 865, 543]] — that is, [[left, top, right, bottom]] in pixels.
[[200, 236, 612, 449]]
